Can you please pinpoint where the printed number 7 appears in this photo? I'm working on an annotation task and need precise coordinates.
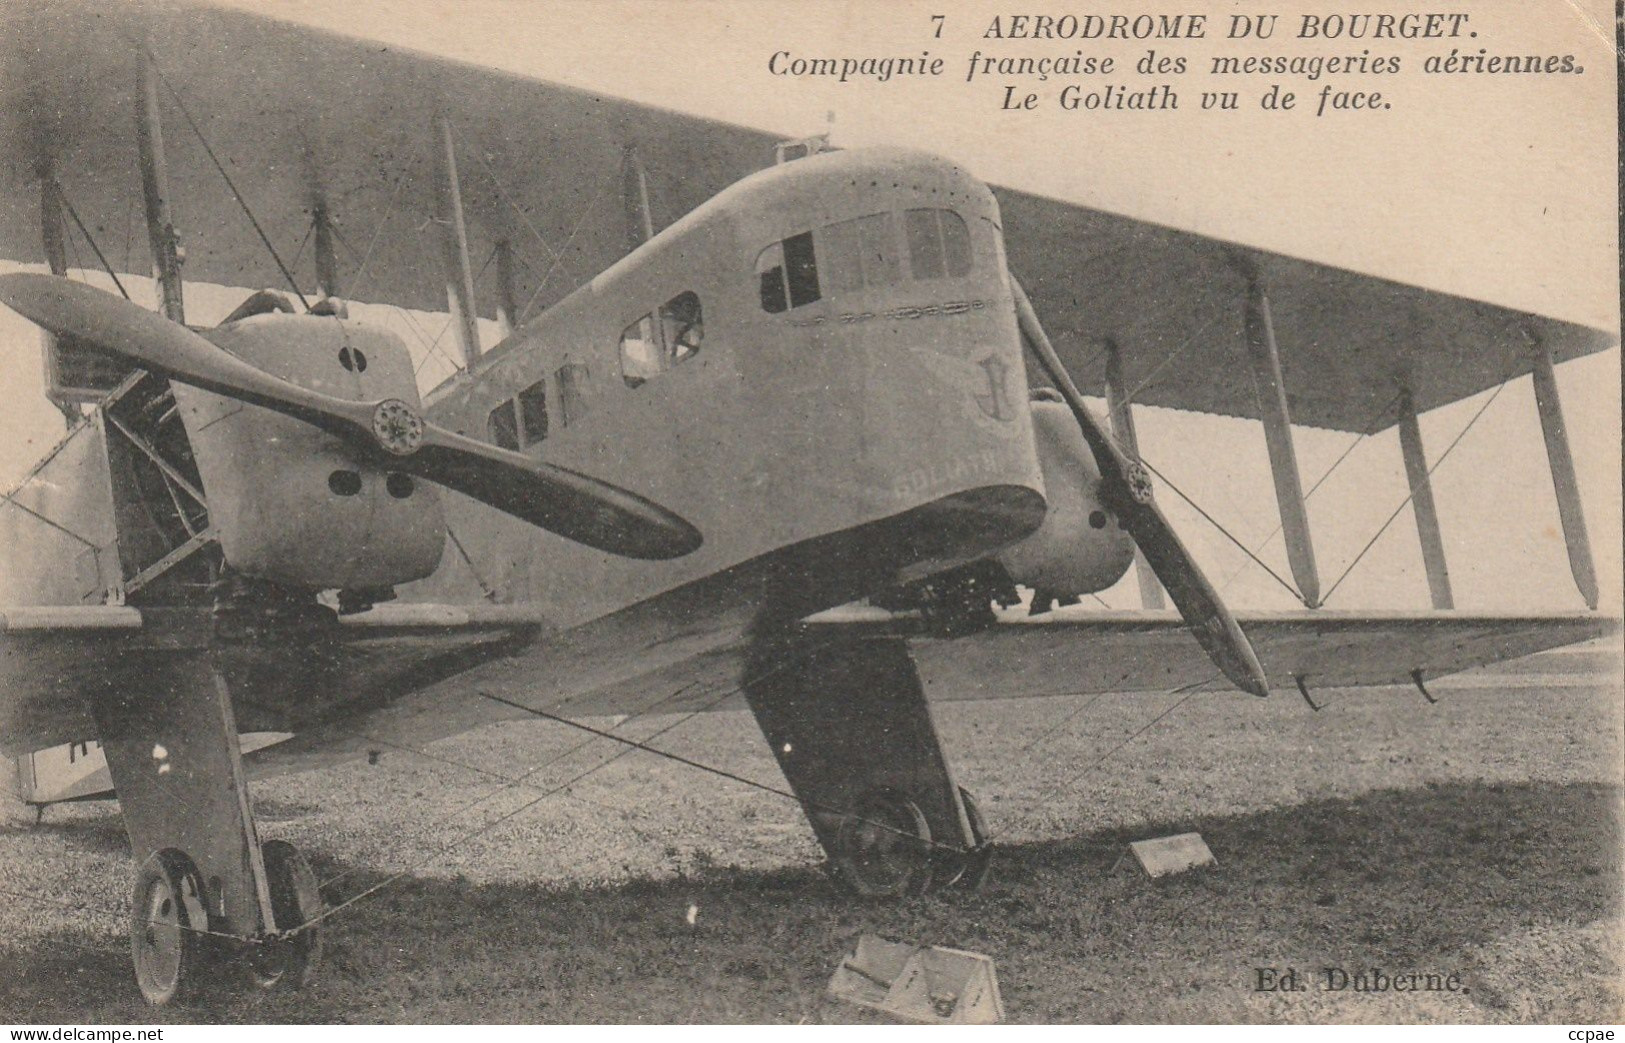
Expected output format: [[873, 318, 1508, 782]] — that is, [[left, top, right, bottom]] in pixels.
[[930, 14, 944, 37]]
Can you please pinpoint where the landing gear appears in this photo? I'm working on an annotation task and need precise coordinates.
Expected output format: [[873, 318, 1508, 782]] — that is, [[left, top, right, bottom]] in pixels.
[[746, 633, 996, 899], [830, 789, 935, 898], [246, 839, 324, 993], [941, 787, 995, 892], [92, 656, 324, 1005], [828, 786, 996, 896], [130, 849, 212, 1007]]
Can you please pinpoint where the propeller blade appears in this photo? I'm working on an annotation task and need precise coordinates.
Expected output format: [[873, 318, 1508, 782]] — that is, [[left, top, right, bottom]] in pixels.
[[0, 273, 701, 560], [1009, 275, 1269, 697]]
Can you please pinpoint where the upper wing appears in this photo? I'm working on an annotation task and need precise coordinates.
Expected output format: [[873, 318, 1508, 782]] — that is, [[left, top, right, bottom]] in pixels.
[[1, 1, 1611, 431]]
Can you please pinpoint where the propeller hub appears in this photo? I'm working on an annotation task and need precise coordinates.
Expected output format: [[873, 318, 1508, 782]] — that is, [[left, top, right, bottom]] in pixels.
[[371, 399, 425, 456]]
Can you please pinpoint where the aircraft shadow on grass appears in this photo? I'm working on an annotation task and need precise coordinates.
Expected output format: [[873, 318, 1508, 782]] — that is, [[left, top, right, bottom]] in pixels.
[[2, 778, 1617, 1023]]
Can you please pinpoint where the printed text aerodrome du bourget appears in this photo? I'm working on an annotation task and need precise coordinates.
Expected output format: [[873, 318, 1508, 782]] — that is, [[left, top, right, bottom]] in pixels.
[[765, 11, 1586, 115]]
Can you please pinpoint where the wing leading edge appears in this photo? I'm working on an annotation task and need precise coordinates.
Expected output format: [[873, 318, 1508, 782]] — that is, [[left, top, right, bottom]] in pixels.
[[0, 0, 1612, 432]]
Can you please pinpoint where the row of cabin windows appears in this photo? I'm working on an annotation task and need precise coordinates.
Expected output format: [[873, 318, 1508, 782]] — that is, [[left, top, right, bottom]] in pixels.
[[486, 362, 591, 450], [486, 290, 704, 446], [757, 208, 972, 314]]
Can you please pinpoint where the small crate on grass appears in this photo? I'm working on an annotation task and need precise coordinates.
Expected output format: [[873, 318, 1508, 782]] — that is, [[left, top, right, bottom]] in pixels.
[[828, 934, 1003, 1024], [1126, 831, 1217, 877]]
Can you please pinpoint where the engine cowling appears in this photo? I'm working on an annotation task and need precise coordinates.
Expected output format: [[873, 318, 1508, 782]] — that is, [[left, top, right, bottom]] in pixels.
[[994, 399, 1136, 598], [173, 314, 446, 592]]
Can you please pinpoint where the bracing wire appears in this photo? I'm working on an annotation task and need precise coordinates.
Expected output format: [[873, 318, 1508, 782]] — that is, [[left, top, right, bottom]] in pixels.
[[52, 182, 131, 300], [1137, 454, 1307, 603], [1321, 375, 1512, 605], [985, 676, 1215, 844], [145, 49, 310, 311], [1215, 386, 1407, 596]]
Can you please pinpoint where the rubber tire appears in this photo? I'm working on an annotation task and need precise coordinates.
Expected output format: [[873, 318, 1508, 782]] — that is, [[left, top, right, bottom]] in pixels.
[[830, 788, 934, 899], [130, 848, 213, 1007], [931, 786, 996, 891], [247, 839, 323, 992], [956, 787, 996, 891]]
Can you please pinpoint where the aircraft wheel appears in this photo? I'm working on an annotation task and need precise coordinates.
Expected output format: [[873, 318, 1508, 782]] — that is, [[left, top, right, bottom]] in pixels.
[[130, 848, 213, 1006], [930, 786, 996, 891], [246, 840, 323, 992], [955, 787, 996, 891], [830, 788, 934, 899]]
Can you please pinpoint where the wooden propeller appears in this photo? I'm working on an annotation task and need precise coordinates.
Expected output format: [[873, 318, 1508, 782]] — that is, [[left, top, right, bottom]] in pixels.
[[1009, 274, 1269, 697]]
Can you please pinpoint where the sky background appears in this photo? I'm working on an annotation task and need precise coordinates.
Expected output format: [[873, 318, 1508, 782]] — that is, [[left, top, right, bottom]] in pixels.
[[1, 0, 1618, 612]]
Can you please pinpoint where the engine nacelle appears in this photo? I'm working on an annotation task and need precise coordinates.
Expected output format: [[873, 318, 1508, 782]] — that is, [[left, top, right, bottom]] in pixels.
[[994, 400, 1136, 598], [174, 315, 446, 592]]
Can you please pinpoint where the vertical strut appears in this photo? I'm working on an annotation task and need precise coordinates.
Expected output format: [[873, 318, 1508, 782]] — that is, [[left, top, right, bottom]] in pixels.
[[36, 170, 78, 425], [312, 200, 341, 301], [136, 50, 184, 324], [1243, 279, 1319, 606], [622, 145, 655, 253], [433, 113, 482, 368], [1528, 335, 1599, 609], [1102, 339, 1165, 609], [1396, 385, 1454, 609], [494, 239, 521, 338]]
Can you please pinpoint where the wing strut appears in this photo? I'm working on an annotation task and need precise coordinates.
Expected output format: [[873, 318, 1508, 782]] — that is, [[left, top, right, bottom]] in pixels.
[[1396, 385, 1454, 609], [1529, 330, 1600, 610], [136, 50, 185, 323], [1240, 273, 1321, 607], [433, 113, 483, 368]]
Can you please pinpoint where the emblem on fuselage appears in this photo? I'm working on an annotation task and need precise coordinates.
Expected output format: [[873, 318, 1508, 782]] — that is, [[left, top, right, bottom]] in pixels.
[[974, 355, 1014, 421]]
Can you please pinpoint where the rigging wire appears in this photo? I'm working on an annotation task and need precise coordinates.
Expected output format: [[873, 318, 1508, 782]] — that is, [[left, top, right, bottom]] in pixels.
[[1122, 301, 1231, 405], [1137, 454, 1307, 603], [1320, 375, 1512, 606], [291, 665, 780, 936], [477, 690, 974, 857], [144, 49, 311, 311], [985, 677, 1215, 844], [306, 643, 808, 900], [344, 155, 418, 303], [1215, 386, 1407, 596], [287, 213, 318, 276], [52, 182, 131, 300], [516, 175, 616, 323], [456, 123, 578, 290]]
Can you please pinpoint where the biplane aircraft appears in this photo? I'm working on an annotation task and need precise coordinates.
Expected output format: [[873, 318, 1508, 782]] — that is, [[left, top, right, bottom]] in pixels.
[[0, 0, 1615, 1007]]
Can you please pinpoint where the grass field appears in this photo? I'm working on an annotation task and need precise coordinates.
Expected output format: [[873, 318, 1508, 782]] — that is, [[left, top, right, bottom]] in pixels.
[[1, 644, 1619, 1023]]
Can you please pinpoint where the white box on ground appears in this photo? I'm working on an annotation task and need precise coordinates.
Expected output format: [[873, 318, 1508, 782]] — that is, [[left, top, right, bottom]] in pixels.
[[828, 934, 1003, 1024], [1129, 831, 1217, 877]]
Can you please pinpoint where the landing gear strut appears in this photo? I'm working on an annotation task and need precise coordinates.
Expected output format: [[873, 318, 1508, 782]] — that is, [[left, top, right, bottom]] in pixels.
[[246, 839, 324, 993], [746, 633, 995, 898], [92, 655, 324, 1004]]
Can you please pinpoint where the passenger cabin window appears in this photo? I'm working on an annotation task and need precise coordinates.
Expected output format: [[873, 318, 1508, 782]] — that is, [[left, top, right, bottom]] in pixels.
[[487, 399, 520, 450], [556, 362, 590, 426], [757, 208, 970, 313], [819, 213, 901, 295], [486, 377, 549, 450], [517, 379, 549, 446], [756, 232, 821, 313], [905, 208, 972, 280], [619, 291, 703, 387]]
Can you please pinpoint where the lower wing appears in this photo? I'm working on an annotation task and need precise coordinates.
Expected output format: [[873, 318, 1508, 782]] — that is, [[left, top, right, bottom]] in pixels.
[[3, 604, 1615, 803]]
